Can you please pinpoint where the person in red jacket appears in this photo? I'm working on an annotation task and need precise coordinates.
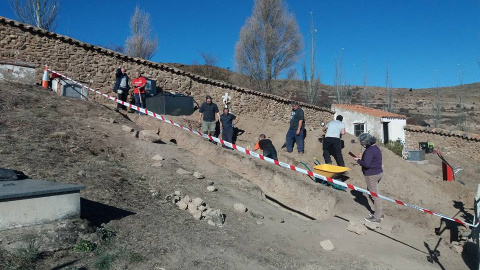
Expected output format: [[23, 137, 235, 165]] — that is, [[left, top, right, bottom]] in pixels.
[[132, 71, 147, 115]]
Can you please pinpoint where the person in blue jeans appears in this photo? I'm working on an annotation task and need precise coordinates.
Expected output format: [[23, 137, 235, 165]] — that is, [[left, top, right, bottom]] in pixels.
[[285, 101, 305, 154]]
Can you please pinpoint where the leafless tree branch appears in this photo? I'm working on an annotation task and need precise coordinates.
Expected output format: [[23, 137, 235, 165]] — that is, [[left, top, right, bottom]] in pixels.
[[125, 5, 158, 60], [9, 0, 60, 31], [234, 0, 303, 93]]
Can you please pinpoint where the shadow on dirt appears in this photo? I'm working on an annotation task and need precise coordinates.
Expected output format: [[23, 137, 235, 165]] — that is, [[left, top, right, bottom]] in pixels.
[[80, 198, 135, 226], [350, 190, 373, 215]]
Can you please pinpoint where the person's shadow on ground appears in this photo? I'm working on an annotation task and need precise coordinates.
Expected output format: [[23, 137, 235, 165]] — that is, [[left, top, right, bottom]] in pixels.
[[350, 190, 373, 214]]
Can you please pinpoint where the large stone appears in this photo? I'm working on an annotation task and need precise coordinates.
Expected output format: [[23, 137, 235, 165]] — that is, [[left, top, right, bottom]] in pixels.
[[122, 125, 134, 132], [176, 168, 192, 175], [192, 210, 202, 220], [347, 221, 367, 235], [319, 239, 335, 251], [151, 162, 163, 167], [207, 186, 217, 192], [177, 201, 187, 210], [187, 203, 197, 214], [209, 209, 225, 227], [151, 155, 165, 161], [138, 130, 162, 143], [193, 172, 205, 179], [192, 198, 204, 207], [234, 203, 247, 213]]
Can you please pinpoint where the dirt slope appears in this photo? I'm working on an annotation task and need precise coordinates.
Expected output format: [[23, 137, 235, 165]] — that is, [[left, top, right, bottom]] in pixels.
[[0, 82, 476, 270]]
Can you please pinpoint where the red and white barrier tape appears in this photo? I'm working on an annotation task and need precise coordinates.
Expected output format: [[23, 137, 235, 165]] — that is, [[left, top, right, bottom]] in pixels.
[[46, 66, 478, 228]]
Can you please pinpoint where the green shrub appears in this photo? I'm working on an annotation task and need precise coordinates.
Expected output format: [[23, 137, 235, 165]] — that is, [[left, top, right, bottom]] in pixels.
[[385, 140, 403, 157], [95, 253, 116, 270], [73, 240, 97, 253], [97, 227, 116, 243]]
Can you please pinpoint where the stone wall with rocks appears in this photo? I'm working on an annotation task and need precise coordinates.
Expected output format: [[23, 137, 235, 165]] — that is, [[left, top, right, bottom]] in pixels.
[[0, 16, 333, 127], [404, 125, 480, 163]]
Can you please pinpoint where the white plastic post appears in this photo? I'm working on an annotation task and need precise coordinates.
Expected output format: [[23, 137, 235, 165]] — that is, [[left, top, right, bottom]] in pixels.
[[475, 184, 480, 270]]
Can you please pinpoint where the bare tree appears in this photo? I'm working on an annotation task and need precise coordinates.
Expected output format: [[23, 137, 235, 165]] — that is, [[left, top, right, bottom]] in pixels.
[[333, 49, 345, 103], [234, 0, 303, 93], [456, 66, 467, 130], [9, 0, 60, 31], [362, 61, 369, 107], [125, 5, 158, 60], [385, 63, 393, 112], [432, 69, 443, 127], [303, 11, 321, 104], [200, 52, 221, 79], [104, 44, 124, 54]]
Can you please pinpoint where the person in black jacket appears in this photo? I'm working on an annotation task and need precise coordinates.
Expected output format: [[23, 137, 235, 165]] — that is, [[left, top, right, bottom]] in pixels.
[[113, 68, 130, 112]]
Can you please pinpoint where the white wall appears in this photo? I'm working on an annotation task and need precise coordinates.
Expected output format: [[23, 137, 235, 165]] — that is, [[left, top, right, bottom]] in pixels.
[[332, 106, 406, 143], [383, 118, 406, 142]]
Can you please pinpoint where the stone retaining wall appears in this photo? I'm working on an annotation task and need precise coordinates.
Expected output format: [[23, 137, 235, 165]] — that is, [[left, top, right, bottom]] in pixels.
[[0, 16, 333, 127], [404, 125, 480, 163]]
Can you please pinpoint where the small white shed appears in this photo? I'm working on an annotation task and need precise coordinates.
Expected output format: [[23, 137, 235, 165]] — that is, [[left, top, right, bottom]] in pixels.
[[332, 104, 407, 144]]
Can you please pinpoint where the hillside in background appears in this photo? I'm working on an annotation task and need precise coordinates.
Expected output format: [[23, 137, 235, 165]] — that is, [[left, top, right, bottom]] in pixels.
[[167, 63, 480, 132]]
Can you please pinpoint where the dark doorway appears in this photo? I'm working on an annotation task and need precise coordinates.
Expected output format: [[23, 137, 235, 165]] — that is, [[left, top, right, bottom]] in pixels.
[[383, 122, 390, 144]]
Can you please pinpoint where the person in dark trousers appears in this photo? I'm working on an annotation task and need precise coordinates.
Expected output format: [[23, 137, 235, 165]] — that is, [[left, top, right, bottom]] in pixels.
[[113, 68, 130, 112], [199, 95, 220, 137], [323, 115, 346, 166], [132, 71, 147, 115], [353, 133, 384, 224], [285, 101, 305, 154], [254, 134, 278, 160], [219, 107, 239, 149]]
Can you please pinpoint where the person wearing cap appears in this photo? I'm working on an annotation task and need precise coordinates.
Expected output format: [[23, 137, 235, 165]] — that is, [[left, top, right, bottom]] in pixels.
[[323, 115, 346, 166], [285, 101, 305, 154], [254, 134, 278, 160], [219, 107, 239, 149], [199, 95, 220, 137], [352, 133, 384, 224], [132, 71, 147, 115]]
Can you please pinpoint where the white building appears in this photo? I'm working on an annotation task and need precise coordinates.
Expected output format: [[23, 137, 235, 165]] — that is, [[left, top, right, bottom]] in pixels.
[[332, 104, 407, 144]]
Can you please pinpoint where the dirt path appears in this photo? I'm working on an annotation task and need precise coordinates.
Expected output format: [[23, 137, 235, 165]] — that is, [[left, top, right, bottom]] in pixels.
[[0, 82, 476, 270]]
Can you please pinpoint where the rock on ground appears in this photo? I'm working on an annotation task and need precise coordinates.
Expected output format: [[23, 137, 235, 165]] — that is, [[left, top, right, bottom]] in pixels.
[[122, 125, 134, 132], [347, 221, 367, 235], [249, 210, 264, 219], [151, 154, 165, 161], [208, 209, 225, 227], [191, 198, 204, 207], [319, 239, 335, 251], [234, 203, 247, 213], [151, 162, 163, 167], [176, 168, 192, 175], [207, 181, 214, 186], [193, 172, 205, 179], [207, 186, 217, 192], [177, 201, 187, 210], [138, 130, 162, 143], [49, 131, 68, 139]]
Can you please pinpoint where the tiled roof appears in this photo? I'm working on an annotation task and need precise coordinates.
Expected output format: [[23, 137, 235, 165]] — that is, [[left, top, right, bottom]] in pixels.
[[333, 104, 407, 119], [0, 16, 334, 113], [404, 125, 480, 141]]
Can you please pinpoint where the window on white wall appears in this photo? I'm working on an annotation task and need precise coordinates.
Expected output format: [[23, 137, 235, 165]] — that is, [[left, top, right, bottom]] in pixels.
[[354, 123, 365, 137]]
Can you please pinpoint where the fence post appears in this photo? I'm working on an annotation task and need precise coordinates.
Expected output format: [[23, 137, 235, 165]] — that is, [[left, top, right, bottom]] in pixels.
[[475, 184, 480, 270]]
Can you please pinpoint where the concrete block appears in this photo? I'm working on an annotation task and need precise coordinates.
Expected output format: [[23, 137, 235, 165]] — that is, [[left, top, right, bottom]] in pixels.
[[0, 179, 85, 230]]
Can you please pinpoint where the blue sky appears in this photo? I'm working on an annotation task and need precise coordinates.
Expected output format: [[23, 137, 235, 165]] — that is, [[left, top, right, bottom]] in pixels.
[[1, 0, 480, 89]]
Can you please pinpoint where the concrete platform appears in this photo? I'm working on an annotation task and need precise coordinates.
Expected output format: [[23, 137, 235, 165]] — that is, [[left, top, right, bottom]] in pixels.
[[0, 179, 85, 230]]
